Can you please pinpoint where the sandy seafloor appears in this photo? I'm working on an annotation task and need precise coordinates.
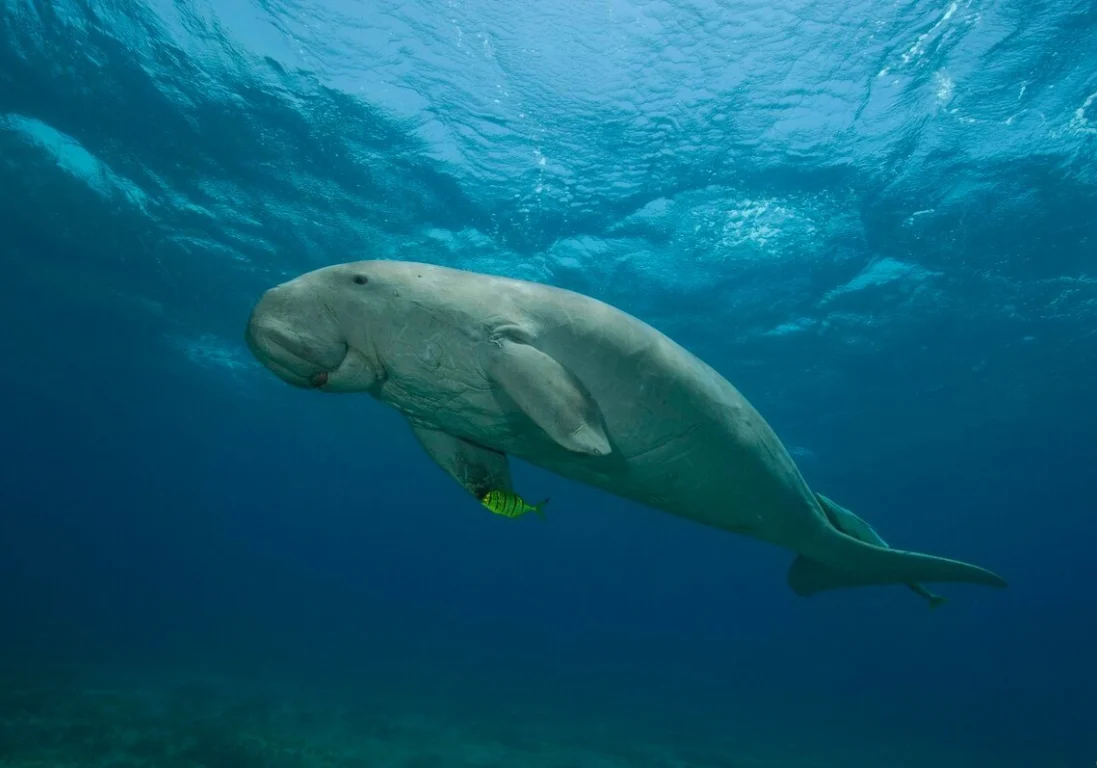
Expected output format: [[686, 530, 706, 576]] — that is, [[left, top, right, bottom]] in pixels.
[[0, 665, 986, 768]]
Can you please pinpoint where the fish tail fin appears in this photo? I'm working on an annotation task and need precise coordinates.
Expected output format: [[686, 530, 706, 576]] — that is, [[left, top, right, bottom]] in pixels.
[[533, 498, 549, 522]]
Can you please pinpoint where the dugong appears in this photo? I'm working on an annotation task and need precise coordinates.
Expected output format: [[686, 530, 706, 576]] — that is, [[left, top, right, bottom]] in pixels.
[[245, 260, 1007, 601]]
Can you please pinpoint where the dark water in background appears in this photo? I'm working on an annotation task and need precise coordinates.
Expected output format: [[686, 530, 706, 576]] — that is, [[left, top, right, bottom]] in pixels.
[[1, 0, 1096, 765]]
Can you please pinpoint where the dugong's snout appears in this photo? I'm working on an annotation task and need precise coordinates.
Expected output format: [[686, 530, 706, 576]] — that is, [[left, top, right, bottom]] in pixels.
[[245, 284, 348, 390]]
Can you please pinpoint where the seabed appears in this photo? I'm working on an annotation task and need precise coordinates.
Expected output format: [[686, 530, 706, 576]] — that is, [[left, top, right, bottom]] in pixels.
[[0, 670, 822, 768]]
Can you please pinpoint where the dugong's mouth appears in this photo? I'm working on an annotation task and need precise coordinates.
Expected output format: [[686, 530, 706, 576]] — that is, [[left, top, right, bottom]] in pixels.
[[263, 343, 348, 388], [263, 353, 339, 389], [245, 321, 348, 390]]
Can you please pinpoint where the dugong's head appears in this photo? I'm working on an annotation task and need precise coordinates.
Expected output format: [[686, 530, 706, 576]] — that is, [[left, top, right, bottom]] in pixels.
[[245, 262, 390, 393]]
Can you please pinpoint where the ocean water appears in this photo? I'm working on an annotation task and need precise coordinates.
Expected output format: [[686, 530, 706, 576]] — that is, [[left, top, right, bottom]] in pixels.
[[1, 0, 1095, 766]]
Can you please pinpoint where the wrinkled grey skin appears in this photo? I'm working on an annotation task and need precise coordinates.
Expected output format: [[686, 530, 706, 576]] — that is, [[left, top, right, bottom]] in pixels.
[[245, 260, 1007, 600]]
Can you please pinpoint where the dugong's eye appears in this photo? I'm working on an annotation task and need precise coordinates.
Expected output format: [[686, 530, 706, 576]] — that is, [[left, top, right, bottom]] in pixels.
[[352, 274, 369, 285]]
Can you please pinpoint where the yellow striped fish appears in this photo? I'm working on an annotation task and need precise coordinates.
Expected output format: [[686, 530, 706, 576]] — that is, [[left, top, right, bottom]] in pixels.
[[480, 489, 549, 521]]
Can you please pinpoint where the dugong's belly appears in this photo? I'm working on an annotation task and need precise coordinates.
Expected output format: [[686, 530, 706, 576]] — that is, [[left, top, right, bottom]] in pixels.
[[387, 377, 706, 511], [381, 305, 815, 545], [471, 368, 806, 543]]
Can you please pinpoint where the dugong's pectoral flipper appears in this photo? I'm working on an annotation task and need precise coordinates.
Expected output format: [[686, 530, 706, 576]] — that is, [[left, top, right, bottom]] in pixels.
[[409, 422, 513, 499], [482, 337, 611, 457], [809, 494, 949, 609]]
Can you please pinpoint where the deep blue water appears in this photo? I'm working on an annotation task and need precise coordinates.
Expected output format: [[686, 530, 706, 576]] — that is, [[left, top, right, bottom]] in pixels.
[[1, 0, 1096, 766]]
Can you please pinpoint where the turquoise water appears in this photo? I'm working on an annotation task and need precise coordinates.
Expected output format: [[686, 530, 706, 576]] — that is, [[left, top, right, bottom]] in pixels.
[[1, 1, 1095, 766]]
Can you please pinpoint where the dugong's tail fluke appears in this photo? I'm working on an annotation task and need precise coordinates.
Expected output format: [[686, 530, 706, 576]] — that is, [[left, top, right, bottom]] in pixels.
[[787, 550, 1002, 596], [925, 593, 949, 610], [792, 494, 960, 607], [788, 495, 1008, 597]]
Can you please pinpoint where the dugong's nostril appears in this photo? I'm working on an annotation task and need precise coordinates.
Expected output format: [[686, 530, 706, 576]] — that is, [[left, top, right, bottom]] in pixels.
[[310, 371, 329, 388]]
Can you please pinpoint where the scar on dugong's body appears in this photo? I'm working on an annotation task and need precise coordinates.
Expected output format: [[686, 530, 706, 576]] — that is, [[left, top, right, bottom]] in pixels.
[[245, 260, 1006, 604]]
